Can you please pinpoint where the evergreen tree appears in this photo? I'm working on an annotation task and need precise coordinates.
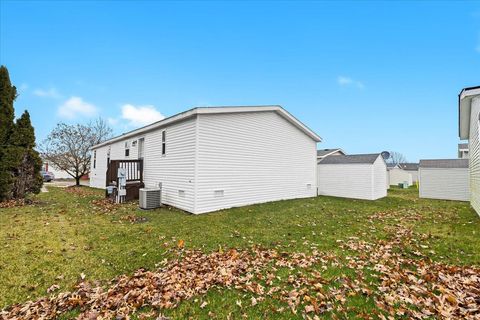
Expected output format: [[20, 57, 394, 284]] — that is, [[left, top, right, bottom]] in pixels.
[[0, 66, 42, 200], [0, 66, 17, 200], [0, 66, 16, 145], [10, 111, 43, 197]]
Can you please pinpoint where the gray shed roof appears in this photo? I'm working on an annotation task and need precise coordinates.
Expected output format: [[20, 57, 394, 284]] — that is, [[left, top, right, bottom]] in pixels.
[[386, 163, 399, 169], [317, 148, 343, 157], [399, 163, 419, 171], [419, 159, 468, 169], [319, 153, 381, 165]]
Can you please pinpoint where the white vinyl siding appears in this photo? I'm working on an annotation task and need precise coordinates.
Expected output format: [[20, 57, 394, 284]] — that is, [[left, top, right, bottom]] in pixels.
[[419, 168, 469, 201], [469, 97, 480, 213], [372, 157, 388, 199], [143, 118, 196, 212], [90, 108, 319, 214], [389, 168, 413, 186], [317, 156, 387, 200], [405, 170, 418, 183], [89, 145, 110, 188], [194, 112, 317, 214]]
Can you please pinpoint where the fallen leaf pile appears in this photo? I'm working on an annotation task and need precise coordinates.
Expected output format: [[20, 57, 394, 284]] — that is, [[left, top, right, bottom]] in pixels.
[[1, 209, 479, 319], [91, 198, 119, 213], [0, 199, 30, 208], [120, 214, 149, 224]]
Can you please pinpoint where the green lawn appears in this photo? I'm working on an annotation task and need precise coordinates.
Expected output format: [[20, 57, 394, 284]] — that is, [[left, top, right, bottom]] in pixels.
[[0, 186, 479, 319]]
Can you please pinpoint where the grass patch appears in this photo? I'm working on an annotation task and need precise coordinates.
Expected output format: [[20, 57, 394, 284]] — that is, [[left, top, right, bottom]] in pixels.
[[0, 185, 479, 318]]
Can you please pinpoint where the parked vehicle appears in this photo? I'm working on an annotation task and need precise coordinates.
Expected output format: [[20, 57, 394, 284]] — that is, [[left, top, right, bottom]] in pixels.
[[41, 171, 55, 182]]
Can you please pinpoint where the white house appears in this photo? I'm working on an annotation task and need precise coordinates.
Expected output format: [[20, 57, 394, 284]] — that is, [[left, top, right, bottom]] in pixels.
[[388, 167, 413, 187], [42, 160, 72, 180], [317, 148, 345, 160], [418, 159, 469, 201], [90, 106, 321, 214], [459, 85, 480, 214], [399, 163, 419, 183], [317, 153, 387, 200]]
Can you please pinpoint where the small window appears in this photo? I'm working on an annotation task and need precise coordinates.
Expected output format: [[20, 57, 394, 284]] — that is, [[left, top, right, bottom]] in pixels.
[[93, 150, 97, 169], [214, 190, 224, 197], [161, 131, 166, 156], [125, 142, 130, 157]]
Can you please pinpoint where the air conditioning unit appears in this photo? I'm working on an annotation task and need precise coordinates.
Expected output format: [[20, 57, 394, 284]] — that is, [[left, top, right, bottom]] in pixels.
[[139, 188, 161, 209]]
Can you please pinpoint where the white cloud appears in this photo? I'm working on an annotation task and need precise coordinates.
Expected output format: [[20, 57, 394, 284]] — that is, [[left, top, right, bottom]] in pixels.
[[58, 96, 98, 119], [107, 117, 119, 126], [33, 87, 61, 98], [121, 104, 165, 127], [337, 76, 364, 89]]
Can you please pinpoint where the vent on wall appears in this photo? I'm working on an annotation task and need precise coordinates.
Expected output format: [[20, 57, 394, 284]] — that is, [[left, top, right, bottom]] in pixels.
[[178, 190, 185, 198], [307, 184, 312, 189], [214, 190, 224, 197]]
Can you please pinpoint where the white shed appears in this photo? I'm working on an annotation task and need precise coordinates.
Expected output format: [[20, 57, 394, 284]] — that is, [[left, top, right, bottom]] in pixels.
[[317, 154, 387, 200], [419, 159, 469, 201], [90, 106, 321, 214], [388, 167, 413, 186]]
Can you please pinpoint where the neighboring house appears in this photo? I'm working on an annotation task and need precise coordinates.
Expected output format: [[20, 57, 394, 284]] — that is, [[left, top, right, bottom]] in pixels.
[[418, 159, 469, 201], [388, 167, 413, 187], [317, 153, 387, 200], [458, 143, 469, 159], [90, 106, 321, 214], [459, 85, 480, 214], [399, 163, 419, 183], [317, 148, 345, 160], [42, 160, 71, 179]]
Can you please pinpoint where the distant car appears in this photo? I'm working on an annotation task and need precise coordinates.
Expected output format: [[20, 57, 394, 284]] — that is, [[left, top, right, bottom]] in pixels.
[[41, 171, 55, 182]]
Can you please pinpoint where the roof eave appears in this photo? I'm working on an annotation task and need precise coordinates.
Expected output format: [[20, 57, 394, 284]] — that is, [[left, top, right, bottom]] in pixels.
[[459, 86, 480, 140]]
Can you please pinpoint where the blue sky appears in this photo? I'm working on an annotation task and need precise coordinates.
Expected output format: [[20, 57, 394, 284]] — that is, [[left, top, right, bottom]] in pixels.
[[1, 1, 479, 161]]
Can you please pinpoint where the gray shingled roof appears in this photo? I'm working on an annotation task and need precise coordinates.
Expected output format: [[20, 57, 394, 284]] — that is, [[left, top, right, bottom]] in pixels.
[[458, 143, 468, 149], [386, 163, 399, 169], [399, 163, 419, 171], [319, 153, 381, 165], [317, 148, 342, 157], [419, 159, 468, 169]]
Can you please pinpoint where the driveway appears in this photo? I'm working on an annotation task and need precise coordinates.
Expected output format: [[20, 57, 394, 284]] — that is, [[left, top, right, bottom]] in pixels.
[[44, 179, 90, 188]]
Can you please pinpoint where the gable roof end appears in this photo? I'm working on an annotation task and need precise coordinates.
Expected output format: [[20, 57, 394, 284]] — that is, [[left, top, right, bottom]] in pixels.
[[91, 106, 322, 149], [317, 148, 345, 157]]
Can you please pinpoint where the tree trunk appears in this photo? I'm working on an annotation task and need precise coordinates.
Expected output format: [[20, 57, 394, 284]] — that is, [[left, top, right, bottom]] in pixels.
[[75, 176, 80, 186]]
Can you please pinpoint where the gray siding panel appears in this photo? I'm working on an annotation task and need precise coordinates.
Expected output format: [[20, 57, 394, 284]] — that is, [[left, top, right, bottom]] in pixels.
[[419, 168, 470, 201]]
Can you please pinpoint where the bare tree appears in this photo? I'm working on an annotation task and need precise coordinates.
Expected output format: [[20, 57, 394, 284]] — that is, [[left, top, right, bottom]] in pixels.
[[386, 151, 407, 165], [40, 118, 112, 186]]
